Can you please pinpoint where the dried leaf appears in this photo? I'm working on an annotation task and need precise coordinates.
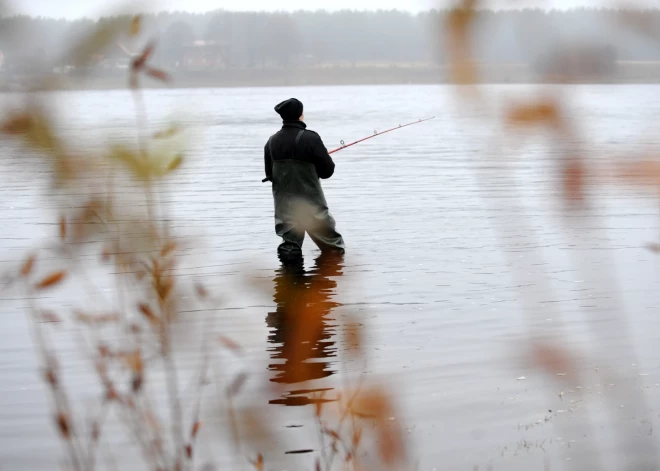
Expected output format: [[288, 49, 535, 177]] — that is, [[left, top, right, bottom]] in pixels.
[[59, 216, 67, 240], [314, 392, 324, 418], [119, 350, 143, 375], [44, 368, 58, 387], [195, 283, 209, 299], [219, 336, 243, 355], [157, 277, 174, 300], [167, 154, 183, 172], [351, 387, 392, 420], [146, 67, 171, 83], [106, 388, 120, 401], [160, 241, 177, 257], [2, 109, 60, 153], [323, 428, 341, 441], [1, 113, 32, 135], [40, 311, 61, 324], [530, 342, 578, 381], [101, 246, 112, 262], [56, 413, 71, 439], [352, 426, 363, 447], [35, 271, 67, 290], [130, 15, 142, 37], [345, 322, 363, 354], [132, 42, 155, 71], [98, 345, 112, 358], [250, 454, 264, 471], [74, 311, 119, 325], [646, 243, 660, 253], [616, 160, 660, 187], [132, 374, 143, 393], [378, 423, 404, 465], [562, 159, 585, 203], [506, 99, 561, 128], [138, 303, 160, 326], [91, 422, 100, 442], [20, 254, 36, 277], [95, 360, 107, 378]]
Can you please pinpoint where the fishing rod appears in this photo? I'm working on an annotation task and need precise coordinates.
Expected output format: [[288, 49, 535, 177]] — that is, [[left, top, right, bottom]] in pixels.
[[329, 116, 435, 155], [262, 116, 435, 183]]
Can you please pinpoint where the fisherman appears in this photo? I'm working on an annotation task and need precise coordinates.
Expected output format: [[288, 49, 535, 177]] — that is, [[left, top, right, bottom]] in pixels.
[[264, 98, 345, 258]]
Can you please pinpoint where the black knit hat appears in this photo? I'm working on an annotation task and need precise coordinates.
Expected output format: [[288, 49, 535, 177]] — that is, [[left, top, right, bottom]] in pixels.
[[274, 98, 303, 120]]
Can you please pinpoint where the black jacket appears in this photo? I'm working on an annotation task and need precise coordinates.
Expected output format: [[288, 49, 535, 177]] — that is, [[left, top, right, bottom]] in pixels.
[[264, 121, 335, 181]]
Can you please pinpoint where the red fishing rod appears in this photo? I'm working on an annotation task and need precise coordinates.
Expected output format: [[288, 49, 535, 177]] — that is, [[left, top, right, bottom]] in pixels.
[[329, 116, 435, 155], [262, 116, 435, 183]]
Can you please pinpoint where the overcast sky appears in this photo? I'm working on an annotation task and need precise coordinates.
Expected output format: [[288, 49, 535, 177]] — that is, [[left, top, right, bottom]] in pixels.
[[6, 0, 657, 19]]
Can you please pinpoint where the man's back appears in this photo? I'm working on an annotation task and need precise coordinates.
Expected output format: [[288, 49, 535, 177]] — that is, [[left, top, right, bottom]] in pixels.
[[264, 120, 335, 182]]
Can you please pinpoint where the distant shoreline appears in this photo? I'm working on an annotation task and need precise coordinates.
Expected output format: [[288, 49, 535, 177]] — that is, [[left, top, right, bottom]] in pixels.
[[5, 62, 660, 92]]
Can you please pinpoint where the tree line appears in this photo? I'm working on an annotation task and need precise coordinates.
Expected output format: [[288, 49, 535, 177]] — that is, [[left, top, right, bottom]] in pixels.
[[1, 8, 659, 71]]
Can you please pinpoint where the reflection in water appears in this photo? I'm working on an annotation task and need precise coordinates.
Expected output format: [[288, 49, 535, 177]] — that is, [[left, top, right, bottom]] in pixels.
[[266, 252, 344, 407]]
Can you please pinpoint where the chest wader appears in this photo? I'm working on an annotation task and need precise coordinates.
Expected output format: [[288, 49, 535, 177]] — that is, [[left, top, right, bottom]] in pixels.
[[270, 130, 345, 257]]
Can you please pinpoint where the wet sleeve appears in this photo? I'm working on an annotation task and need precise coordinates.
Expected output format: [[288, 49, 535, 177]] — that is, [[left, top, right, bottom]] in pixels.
[[264, 140, 272, 179], [310, 133, 335, 179]]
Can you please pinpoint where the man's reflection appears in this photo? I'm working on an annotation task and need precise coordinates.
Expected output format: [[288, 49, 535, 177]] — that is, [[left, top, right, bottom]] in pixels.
[[267, 252, 344, 406]]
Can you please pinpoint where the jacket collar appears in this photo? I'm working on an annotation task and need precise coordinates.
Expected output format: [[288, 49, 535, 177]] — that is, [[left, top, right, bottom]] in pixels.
[[282, 120, 307, 130]]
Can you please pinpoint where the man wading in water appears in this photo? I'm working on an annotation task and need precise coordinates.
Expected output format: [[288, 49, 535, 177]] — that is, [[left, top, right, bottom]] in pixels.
[[264, 98, 345, 259]]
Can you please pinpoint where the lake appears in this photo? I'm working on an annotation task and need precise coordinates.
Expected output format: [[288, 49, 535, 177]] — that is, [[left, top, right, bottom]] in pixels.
[[1, 84, 660, 471]]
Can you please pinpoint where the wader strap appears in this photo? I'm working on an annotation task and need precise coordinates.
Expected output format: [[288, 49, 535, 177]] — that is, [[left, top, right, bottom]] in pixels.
[[294, 129, 305, 146], [268, 130, 304, 158]]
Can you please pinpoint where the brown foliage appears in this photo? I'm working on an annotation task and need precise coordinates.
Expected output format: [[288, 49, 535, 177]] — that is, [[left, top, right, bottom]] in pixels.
[[138, 303, 160, 326], [35, 271, 67, 290], [55, 413, 71, 440], [58, 216, 67, 241], [2, 113, 33, 135], [40, 311, 61, 324], [218, 336, 243, 355], [195, 283, 209, 299], [147, 67, 172, 83], [20, 254, 36, 277], [119, 350, 144, 375], [132, 42, 155, 72], [250, 454, 264, 471], [530, 342, 579, 382], [446, 0, 479, 85], [505, 99, 562, 129], [562, 159, 586, 203], [74, 311, 120, 325], [44, 368, 57, 387], [351, 387, 406, 466], [191, 421, 202, 438]]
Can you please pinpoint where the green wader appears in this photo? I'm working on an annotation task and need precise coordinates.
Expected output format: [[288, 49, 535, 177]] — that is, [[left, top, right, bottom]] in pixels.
[[270, 130, 345, 257]]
